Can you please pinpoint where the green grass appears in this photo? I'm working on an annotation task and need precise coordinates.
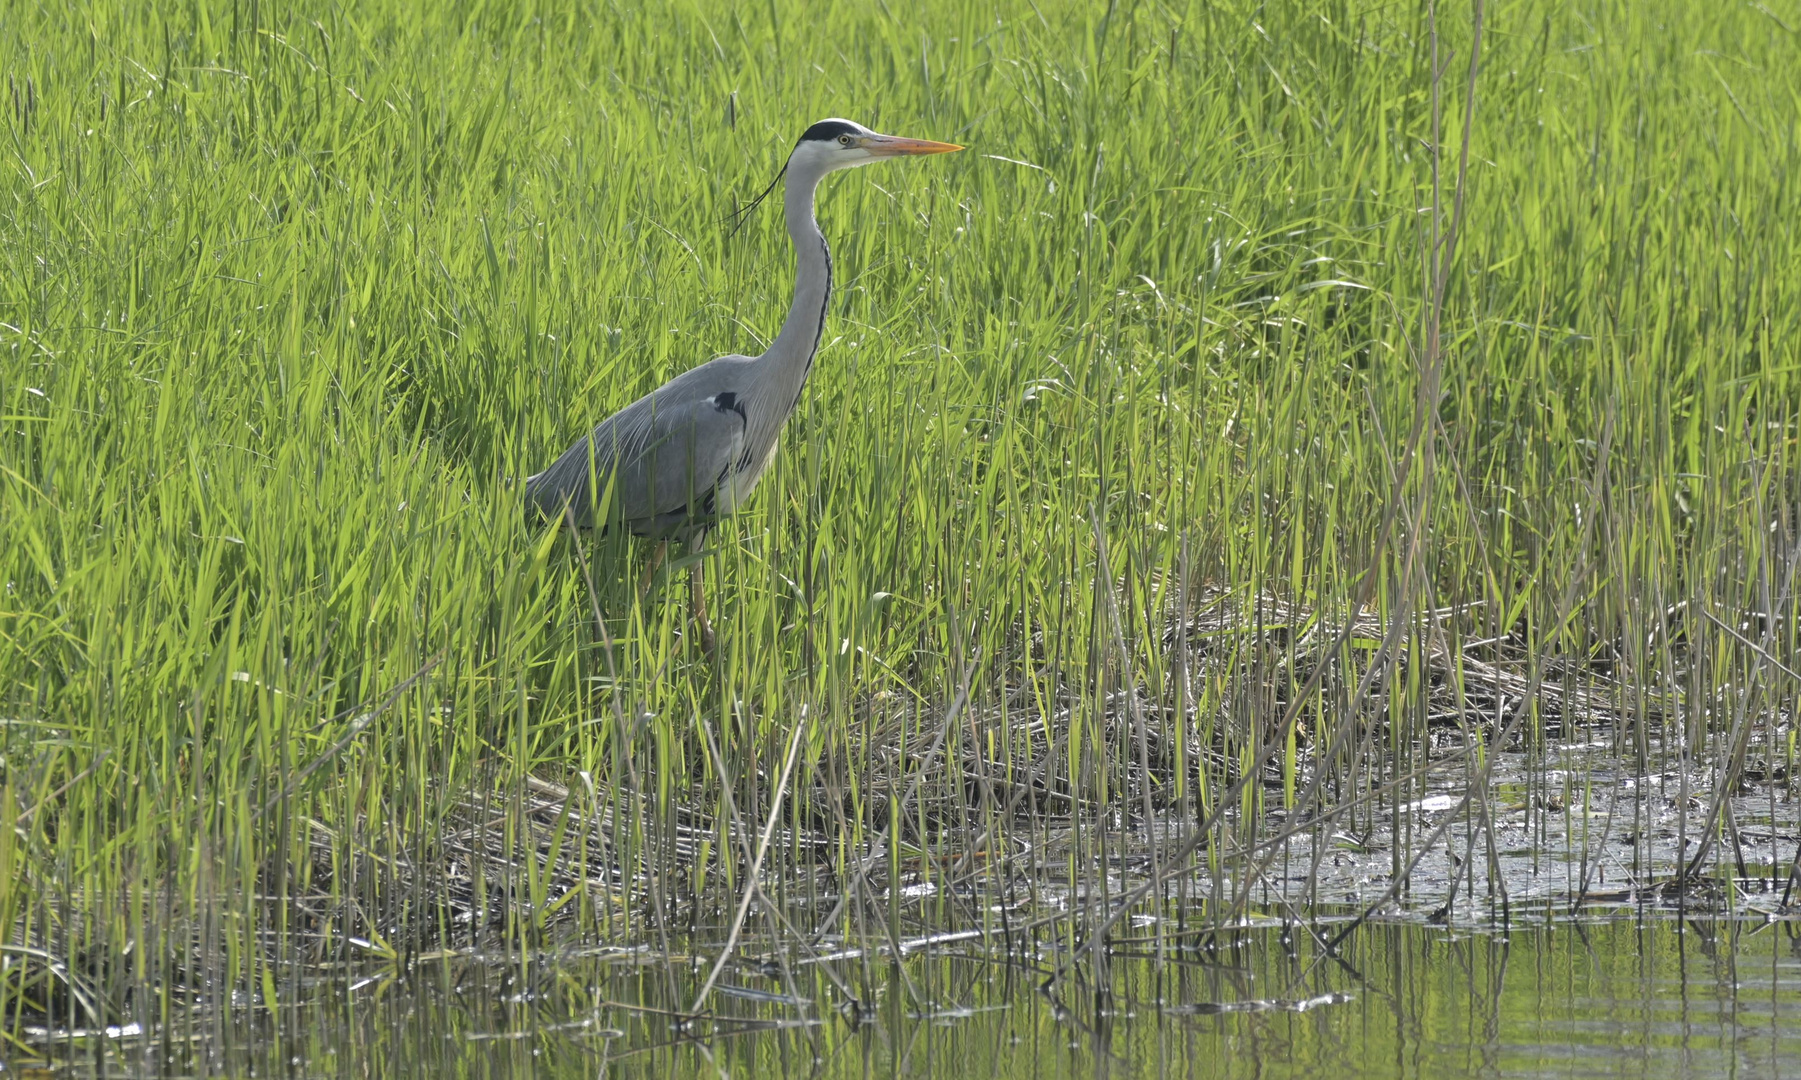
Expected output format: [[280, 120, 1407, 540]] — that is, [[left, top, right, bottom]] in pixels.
[[1, 0, 1798, 1040]]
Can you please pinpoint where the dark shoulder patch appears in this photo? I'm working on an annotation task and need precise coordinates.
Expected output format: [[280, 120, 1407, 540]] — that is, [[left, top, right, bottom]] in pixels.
[[713, 392, 747, 421], [798, 119, 860, 143]]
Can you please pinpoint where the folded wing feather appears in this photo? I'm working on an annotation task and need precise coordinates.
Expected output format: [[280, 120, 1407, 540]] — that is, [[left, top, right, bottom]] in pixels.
[[526, 359, 753, 538]]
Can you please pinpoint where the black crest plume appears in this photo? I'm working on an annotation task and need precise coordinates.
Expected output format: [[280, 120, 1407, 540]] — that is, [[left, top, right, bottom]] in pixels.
[[725, 160, 787, 241], [724, 122, 859, 239]]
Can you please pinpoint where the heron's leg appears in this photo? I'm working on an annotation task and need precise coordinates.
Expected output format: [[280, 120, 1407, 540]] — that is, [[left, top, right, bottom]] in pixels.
[[690, 557, 716, 654], [638, 540, 668, 599]]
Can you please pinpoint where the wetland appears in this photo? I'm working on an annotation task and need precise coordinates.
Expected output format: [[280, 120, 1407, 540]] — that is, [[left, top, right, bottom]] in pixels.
[[3, 0, 1800, 1075]]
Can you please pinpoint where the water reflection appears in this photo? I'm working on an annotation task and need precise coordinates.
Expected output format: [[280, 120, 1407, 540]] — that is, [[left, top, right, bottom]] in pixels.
[[47, 917, 1801, 1078]]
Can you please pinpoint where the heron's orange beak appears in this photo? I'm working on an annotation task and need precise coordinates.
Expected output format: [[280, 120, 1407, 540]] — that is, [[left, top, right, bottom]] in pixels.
[[863, 134, 964, 157]]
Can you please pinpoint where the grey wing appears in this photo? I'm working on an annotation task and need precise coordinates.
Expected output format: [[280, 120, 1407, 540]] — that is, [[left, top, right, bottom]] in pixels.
[[526, 388, 748, 536]]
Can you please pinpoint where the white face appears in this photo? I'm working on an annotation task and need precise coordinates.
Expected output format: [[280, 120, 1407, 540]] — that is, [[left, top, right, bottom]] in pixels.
[[790, 121, 882, 174]]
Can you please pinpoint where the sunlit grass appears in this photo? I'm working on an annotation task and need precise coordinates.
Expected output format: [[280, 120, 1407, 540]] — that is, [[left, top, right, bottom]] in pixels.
[[1, 0, 1797, 1041]]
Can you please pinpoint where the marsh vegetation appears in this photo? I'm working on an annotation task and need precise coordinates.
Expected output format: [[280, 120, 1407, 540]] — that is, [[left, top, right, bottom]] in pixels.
[[2, 0, 1798, 1073]]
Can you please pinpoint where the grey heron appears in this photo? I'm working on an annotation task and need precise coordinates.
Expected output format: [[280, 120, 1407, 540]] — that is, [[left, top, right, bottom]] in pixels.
[[526, 118, 961, 650]]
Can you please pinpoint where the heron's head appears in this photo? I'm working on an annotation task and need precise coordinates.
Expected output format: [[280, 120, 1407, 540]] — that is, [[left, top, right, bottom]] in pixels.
[[727, 118, 960, 238], [787, 118, 962, 174]]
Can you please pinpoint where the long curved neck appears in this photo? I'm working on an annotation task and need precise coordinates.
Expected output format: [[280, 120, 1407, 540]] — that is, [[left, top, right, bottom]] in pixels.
[[758, 163, 832, 398]]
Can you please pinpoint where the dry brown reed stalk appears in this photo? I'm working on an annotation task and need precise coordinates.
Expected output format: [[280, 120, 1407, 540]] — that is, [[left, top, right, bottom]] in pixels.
[[687, 719, 807, 1015]]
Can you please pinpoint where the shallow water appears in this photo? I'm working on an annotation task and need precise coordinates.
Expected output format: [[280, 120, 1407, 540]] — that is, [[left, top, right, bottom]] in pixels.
[[41, 915, 1801, 1078]]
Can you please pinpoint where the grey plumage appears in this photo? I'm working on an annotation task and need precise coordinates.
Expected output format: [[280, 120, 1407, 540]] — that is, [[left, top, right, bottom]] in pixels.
[[525, 119, 961, 543], [525, 355, 764, 538]]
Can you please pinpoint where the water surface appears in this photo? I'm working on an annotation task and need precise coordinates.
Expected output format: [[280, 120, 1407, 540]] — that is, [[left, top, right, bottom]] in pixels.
[[47, 915, 1801, 1079]]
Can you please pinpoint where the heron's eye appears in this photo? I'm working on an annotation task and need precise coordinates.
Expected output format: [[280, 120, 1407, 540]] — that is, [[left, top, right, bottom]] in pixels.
[[837, 134, 854, 147]]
